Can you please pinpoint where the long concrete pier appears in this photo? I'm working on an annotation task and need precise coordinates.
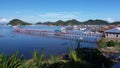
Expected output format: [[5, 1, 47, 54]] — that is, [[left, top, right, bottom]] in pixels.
[[13, 28, 102, 44]]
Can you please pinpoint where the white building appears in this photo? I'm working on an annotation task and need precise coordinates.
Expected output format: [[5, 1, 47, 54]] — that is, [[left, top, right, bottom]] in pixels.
[[105, 27, 120, 42], [73, 25, 79, 30]]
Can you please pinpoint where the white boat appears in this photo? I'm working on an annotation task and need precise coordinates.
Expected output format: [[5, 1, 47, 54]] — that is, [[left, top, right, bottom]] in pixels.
[[13, 26, 19, 28], [73, 25, 79, 30], [80, 28, 86, 31], [61, 27, 66, 32]]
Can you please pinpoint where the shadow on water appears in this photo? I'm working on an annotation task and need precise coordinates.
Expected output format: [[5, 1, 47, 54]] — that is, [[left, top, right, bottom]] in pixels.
[[0, 35, 4, 37]]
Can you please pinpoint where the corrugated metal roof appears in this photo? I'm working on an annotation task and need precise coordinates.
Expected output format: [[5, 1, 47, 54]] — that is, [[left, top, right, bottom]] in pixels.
[[105, 27, 120, 33]]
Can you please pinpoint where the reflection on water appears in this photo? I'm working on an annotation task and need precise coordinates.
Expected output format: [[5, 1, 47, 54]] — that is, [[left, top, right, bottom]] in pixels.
[[0, 25, 97, 58]]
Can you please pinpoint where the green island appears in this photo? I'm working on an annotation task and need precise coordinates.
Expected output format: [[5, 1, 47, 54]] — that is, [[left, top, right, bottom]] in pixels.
[[36, 19, 120, 25], [7, 19, 32, 26], [7, 19, 120, 26]]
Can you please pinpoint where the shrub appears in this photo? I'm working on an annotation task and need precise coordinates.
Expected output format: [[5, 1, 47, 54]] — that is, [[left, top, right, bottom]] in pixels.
[[107, 40, 115, 47], [98, 38, 107, 48], [0, 51, 23, 68]]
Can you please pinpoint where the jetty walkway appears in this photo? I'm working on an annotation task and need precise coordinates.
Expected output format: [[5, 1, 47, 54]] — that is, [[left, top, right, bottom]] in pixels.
[[13, 28, 102, 44]]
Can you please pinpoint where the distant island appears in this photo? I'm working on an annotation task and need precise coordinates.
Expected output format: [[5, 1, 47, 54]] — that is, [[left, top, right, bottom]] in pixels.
[[7, 19, 32, 26], [7, 19, 120, 26]]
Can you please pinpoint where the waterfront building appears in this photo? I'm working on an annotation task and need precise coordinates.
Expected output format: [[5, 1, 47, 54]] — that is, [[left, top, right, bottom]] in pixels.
[[73, 25, 79, 30], [105, 27, 120, 42]]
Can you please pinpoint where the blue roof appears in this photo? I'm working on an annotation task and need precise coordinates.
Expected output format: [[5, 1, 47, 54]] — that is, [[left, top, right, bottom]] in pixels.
[[105, 27, 120, 33]]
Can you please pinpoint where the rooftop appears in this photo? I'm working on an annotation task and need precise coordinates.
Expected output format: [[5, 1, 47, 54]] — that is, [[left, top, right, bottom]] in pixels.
[[105, 27, 120, 33]]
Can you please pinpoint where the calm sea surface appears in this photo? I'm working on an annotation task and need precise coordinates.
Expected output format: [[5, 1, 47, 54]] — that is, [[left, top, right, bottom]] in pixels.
[[0, 25, 97, 58]]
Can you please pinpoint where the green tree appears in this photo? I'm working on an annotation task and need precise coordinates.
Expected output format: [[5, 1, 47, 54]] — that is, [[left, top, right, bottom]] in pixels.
[[98, 38, 107, 48], [107, 40, 115, 47]]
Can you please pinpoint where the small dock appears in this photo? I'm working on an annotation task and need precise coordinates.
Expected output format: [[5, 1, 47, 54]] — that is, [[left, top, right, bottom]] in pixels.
[[13, 28, 102, 44]]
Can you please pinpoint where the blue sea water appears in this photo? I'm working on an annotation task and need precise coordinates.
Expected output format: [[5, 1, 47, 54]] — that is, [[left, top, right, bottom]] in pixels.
[[0, 25, 97, 58]]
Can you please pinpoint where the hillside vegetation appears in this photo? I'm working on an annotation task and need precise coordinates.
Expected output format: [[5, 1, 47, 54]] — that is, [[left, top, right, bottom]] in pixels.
[[7, 19, 32, 26], [8, 19, 120, 26]]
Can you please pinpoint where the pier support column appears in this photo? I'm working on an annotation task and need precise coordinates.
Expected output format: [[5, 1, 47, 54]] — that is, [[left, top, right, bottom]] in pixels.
[[77, 38, 83, 48], [77, 41, 80, 48]]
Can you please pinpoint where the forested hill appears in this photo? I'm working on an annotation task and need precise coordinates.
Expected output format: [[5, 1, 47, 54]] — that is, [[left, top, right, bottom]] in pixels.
[[8, 19, 120, 26], [36, 19, 120, 25], [7, 19, 32, 26]]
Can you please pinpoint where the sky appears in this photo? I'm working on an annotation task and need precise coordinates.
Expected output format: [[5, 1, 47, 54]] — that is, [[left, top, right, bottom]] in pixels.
[[0, 0, 120, 23]]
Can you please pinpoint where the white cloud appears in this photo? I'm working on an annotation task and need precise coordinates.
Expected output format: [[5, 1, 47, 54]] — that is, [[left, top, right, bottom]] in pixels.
[[0, 18, 8, 23], [39, 12, 79, 22], [107, 18, 114, 23]]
